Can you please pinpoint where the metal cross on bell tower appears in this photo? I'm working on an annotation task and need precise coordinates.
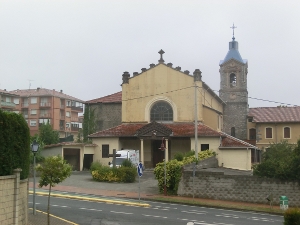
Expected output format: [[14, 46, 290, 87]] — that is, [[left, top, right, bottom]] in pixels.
[[230, 23, 237, 40]]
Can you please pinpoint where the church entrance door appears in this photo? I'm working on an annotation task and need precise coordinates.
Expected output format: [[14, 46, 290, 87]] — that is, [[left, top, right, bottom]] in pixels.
[[152, 140, 165, 167]]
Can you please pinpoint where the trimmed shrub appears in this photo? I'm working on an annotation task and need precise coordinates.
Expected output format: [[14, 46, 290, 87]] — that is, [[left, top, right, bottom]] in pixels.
[[154, 150, 215, 195], [121, 159, 134, 168], [0, 110, 30, 179], [284, 208, 300, 225], [91, 163, 136, 183]]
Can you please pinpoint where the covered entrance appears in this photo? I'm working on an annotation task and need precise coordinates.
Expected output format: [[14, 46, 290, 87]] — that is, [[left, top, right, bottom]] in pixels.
[[152, 140, 165, 167], [63, 148, 80, 171]]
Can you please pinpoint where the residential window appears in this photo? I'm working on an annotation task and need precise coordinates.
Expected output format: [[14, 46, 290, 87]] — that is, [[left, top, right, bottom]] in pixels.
[[66, 111, 70, 117], [231, 127, 235, 137], [6, 97, 11, 102], [249, 128, 256, 140], [102, 145, 109, 158], [266, 127, 273, 139], [66, 101, 71, 106], [13, 98, 19, 104], [30, 120, 36, 126], [150, 101, 173, 122], [284, 127, 291, 139], [201, 144, 209, 151], [31, 97, 37, 104], [31, 109, 37, 115]]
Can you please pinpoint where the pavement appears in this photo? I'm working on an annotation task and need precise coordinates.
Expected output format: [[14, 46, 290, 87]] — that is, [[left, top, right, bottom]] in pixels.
[[28, 170, 282, 225]]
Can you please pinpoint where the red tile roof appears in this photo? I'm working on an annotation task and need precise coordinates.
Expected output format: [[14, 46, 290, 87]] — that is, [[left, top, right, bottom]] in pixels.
[[0, 89, 19, 96], [9, 88, 84, 102], [249, 107, 300, 123], [89, 122, 220, 138], [220, 132, 256, 148], [86, 91, 122, 104]]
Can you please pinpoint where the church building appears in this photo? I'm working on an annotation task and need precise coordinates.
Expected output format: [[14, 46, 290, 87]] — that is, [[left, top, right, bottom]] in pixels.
[[88, 33, 260, 170]]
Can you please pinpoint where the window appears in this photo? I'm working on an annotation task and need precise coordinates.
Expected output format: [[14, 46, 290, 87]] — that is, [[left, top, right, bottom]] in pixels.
[[284, 127, 291, 139], [31, 97, 37, 104], [102, 145, 109, 158], [66, 111, 70, 117], [230, 73, 237, 87], [249, 128, 256, 140], [13, 98, 19, 104], [266, 127, 273, 139], [5, 97, 11, 102], [31, 109, 37, 115], [150, 101, 173, 122], [66, 101, 71, 106], [30, 120, 36, 126], [231, 127, 235, 137], [201, 144, 209, 151]]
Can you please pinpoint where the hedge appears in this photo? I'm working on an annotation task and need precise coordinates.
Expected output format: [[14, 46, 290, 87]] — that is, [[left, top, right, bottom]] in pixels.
[[0, 110, 30, 179]]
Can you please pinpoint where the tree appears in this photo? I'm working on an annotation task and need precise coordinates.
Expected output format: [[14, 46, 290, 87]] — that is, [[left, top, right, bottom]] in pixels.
[[82, 105, 96, 143], [39, 121, 59, 145], [253, 140, 300, 181], [36, 155, 72, 225]]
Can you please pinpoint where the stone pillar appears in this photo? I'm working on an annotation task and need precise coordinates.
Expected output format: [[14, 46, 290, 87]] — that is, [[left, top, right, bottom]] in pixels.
[[165, 139, 169, 162], [13, 168, 22, 225], [140, 139, 144, 164]]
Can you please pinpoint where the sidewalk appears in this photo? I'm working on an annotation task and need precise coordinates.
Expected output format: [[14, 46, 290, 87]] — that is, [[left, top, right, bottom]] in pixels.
[[28, 171, 283, 224]]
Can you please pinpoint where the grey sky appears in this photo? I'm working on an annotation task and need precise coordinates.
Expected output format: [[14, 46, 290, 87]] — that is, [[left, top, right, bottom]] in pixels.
[[1, 0, 299, 108]]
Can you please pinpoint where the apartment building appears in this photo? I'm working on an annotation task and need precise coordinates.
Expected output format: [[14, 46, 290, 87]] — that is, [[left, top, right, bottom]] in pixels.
[[0, 89, 19, 112], [10, 88, 84, 137]]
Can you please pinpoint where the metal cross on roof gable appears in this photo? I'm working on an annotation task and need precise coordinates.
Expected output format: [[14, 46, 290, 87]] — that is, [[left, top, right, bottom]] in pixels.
[[230, 23, 237, 40], [158, 49, 165, 63]]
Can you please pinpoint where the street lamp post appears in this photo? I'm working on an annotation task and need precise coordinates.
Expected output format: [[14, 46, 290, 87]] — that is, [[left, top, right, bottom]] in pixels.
[[31, 140, 39, 215], [159, 138, 167, 196]]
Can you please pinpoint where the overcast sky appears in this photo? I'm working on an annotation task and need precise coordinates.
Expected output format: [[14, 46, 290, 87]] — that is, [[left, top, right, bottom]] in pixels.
[[1, 0, 299, 108]]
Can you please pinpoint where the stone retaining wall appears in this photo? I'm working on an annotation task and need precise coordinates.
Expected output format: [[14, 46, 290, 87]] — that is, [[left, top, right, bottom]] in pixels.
[[0, 169, 28, 225], [178, 170, 300, 207]]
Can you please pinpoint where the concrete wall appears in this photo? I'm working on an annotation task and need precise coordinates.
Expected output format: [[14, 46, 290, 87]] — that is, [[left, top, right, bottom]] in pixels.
[[0, 169, 28, 225], [178, 170, 300, 207]]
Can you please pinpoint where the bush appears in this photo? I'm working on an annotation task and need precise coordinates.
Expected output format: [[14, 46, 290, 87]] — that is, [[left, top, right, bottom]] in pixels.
[[90, 161, 103, 173], [121, 159, 134, 167], [90, 163, 136, 183], [173, 152, 184, 161], [154, 150, 215, 195], [0, 110, 30, 179], [284, 208, 300, 225]]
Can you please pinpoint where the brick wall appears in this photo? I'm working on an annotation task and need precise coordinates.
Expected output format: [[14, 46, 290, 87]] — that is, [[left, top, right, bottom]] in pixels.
[[178, 170, 300, 207], [0, 169, 28, 225]]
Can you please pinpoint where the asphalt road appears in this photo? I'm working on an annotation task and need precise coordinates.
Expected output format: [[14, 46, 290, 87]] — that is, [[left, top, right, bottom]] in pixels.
[[30, 194, 284, 225]]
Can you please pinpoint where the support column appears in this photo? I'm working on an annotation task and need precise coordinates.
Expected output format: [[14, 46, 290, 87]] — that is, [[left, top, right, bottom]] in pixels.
[[140, 139, 144, 164], [13, 168, 22, 225], [165, 139, 169, 162]]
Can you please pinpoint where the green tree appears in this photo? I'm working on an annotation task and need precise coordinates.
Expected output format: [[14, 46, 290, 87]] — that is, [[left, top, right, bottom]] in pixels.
[[82, 105, 96, 143], [253, 140, 299, 181], [36, 155, 72, 225], [39, 121, 59, 145]]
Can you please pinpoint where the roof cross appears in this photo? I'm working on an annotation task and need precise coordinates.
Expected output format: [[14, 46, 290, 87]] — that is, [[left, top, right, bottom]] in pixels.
[[158, 49, 165, 63], [230, 23, 237, 40]]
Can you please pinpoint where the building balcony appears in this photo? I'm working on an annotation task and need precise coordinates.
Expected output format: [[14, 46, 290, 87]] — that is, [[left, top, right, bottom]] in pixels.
[[71, 106, 83, 112], [0, 101, 16, 109], [21, 103, 29, 108], [71, 126, 79, 131], [71, 117, 78, 122], [39, 113, 51, 118], [40, 102, 51, 107]]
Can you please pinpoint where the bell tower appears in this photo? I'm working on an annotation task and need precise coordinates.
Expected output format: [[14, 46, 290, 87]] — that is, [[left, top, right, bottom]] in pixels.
[[219, 24, 248, 140]]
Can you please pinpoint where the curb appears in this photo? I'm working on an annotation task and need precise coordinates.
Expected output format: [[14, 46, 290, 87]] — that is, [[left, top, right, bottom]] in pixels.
[[29, 191, 151, 208]]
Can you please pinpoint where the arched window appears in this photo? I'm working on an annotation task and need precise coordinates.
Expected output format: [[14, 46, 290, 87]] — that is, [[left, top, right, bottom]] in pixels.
[[231, 127, 235, 137], [284, 127, 290, 139], [150, 101, 173, 122], [230, 73, 237, 87]]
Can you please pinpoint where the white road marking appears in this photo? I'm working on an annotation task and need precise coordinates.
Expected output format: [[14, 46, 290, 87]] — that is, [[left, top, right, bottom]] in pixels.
[[143, 214, 167, 219], [110, 211, 133, 215], [80, 207, 102, 212], [181, 210, 206, 215]]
